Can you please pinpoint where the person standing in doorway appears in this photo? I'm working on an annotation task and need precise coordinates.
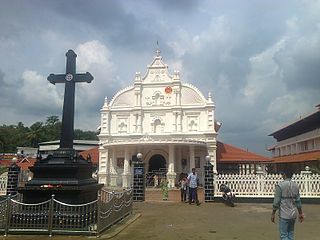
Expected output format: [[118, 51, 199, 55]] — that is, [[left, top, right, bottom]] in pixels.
[[187, 168, 200, 206], [179, 175, 188, 202], [271, 168, 304, 240]]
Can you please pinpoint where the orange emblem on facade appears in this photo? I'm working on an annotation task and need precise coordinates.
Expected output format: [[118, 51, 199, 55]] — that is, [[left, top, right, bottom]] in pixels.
[[165, 86, 172, 94]]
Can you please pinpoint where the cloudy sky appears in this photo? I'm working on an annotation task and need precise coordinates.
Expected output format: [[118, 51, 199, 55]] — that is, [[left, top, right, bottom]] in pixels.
[[1, 0, 319, 156]]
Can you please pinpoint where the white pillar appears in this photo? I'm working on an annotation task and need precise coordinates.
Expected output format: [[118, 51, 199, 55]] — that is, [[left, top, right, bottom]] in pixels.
[[167, 145, 176, 188], [135, 114, 138, 133], [122, 147, 131, 188], [98, 146, 108, 185], [177, 112, 182, 132], [109, 147, 118, 187], [206, 139, 217, 173], [137, 114, 142, 133], [189, 145, 195, 171], [135, 91, 139, 106], [176, 146, 182, 174], [173, 112, 177, 132]]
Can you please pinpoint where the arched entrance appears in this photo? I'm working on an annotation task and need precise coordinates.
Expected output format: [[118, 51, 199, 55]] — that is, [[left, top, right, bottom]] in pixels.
[[148, 154, 166, 172], [146, 154, 166, 187]]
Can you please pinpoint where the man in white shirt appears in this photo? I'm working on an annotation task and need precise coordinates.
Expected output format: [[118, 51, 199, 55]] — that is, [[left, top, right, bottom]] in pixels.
[[187, 168, 200, 205]]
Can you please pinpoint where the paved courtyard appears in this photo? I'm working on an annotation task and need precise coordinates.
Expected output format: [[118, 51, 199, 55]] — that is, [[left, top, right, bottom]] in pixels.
[[1, 201, 319, 240], [110, 201, 320, 240]]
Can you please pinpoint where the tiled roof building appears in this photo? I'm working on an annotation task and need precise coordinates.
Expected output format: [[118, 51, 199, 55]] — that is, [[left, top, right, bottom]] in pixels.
[[268, 105, 320, 171]]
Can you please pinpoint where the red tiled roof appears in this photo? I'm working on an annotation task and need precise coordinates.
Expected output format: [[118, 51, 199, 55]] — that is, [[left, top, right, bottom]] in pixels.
[[0, 142, 271, 169], [272, 150, 320, 163], [0, 157, 36, 170], [80, 147, 99, 164], [17, 159, 36, 170], [217, 141, 270, 163]]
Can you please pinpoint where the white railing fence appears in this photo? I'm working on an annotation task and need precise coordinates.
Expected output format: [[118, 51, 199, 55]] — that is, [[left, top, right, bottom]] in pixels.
[[1, 171, 320, 199], [215, 172, 320, 198]]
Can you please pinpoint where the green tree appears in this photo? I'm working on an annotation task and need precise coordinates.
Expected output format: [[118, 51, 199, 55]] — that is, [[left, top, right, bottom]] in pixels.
[[0, 166, 7, 175], [26, 122, 44, 148], [0, 124, 25, 152], [74, 129, 98, 140], [44, 116, 61, 141], [15, 122, 29, 147], [0, 116, 98, 152]]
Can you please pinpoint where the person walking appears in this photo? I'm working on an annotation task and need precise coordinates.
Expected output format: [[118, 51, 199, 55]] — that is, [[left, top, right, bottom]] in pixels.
[[271, 168, 304, 240], [187, 168, 200, 206]]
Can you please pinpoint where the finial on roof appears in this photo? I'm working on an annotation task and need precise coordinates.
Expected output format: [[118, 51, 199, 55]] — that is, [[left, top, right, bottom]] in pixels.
[[173, 70, 180, 80], [135, 72, 141, 82], [104, 96, 108, 104], [155, 40, 161, 57], [208, 92, 213, 102]]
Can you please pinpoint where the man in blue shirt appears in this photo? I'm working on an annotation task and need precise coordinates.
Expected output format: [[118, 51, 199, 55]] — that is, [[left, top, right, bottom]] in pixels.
[[271, 169, 304, 240], [187, 168, 200, 205]]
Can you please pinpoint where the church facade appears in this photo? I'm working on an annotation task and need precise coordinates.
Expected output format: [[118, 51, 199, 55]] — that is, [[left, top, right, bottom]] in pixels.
[[98, 50, 217, 188]]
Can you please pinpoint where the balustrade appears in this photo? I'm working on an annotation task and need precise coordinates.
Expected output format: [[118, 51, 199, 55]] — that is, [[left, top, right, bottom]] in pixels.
[[215, 172, 320, 198]]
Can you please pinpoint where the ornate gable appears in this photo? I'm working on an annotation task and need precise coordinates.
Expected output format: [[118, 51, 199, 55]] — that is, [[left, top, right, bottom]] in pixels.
[[142, 49, 173, 83]]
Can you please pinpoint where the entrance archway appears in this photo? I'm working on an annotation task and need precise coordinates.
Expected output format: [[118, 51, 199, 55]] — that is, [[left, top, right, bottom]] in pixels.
[[148, 154, 166, 173], [146, 154, 167, 187]]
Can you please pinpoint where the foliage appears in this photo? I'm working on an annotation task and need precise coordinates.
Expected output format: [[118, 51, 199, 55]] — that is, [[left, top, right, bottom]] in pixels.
[[74, 129, 98, 140], [0, 116, 98, 152], [310, 165, 320, 174], [0, 166, 8, 175]]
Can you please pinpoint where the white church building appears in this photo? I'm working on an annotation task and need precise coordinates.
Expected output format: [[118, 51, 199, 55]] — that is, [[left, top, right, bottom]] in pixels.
[[98, 49, 217, 188]]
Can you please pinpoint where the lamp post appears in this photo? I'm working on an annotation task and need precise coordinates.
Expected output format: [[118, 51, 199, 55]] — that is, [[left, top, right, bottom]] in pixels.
[[133, 152, 145, 201], [136, 152, 143, 162]]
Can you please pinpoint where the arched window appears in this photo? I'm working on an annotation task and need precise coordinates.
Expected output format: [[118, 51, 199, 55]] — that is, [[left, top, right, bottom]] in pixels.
[[154, 92, 160, 105], [154, 119, 161, 133]]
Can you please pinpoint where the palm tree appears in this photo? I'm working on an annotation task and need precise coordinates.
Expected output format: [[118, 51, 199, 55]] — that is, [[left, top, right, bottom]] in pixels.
[[26, 122, 44, 148]]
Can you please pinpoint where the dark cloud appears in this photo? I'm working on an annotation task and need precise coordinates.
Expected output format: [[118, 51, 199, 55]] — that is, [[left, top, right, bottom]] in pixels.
[[154, 0, 200, 12], [275, 47, 320, 91], [0, 0, 319, 154], [0, 70, 6, 86], [33, 0, 158, 50], [0, 70, 18, 105]]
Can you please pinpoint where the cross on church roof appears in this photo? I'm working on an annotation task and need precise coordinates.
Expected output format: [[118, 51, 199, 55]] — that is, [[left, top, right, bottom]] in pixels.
[[155, 48, 161, 57], [155, 41, 161, 56]]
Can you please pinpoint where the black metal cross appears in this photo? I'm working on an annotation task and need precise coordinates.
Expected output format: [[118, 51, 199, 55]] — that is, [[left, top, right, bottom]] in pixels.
[[47, 49, 93, 149]]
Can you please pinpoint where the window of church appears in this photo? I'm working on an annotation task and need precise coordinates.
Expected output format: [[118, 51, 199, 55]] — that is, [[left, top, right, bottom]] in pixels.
[[117, 157, 124, 169], [118, 121, 127, 133], [154, 119, 162, 133]]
